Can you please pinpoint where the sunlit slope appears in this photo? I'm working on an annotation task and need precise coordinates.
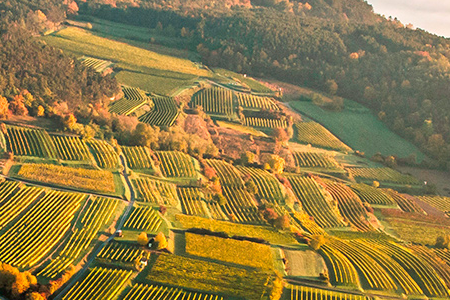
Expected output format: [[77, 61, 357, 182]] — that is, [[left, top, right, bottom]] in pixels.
[[42, 27, 210, 95]]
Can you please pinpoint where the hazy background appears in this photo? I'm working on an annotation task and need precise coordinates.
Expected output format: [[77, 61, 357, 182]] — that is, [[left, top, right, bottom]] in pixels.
[[366, 0, 450, 38]]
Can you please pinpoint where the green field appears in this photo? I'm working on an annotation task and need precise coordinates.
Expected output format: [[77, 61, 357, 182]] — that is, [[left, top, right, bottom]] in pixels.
[[42, 27, 209, 95], [290, 100, 426, 161]]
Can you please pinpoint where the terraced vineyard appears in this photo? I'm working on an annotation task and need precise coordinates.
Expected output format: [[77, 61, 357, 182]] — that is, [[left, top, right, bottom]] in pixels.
[[417, 195, 450, 214], [191, 87, 235, 118], [347, 167, 419, 185], [287, 176, 344, 228], [367, 240, 450, 297], [291, 211, 325, 235], [123, 284, 224, 300], [139, 96, 179, 126], [80, 56, 113, 73], [87, 139, 120, 169], [350, 184, 395, 206], [236, 93, 279, 111], [295, 122, 351, 152], [177, 187, 209, 217], [62, 267, 132, 300], [293, 151, 340, 169], [109, 86, 151, 116], [0, 190, 86, 268], [5, 125, 57, 158], [326, 238, 397, 291], [350, 239, 423, 295], [0, 183, 42, 229], [146, 254, 278, 300], [122, 146, 155, 170], [205, 159, 243, 187], [324, 182, 373, 232], [185, 232, 273, 269], [38, 197, 119, 278], [409, 245, 450, 289], [133, 177, 179, 206], [51, 134, 92, 161], [243, 117, 287, 129], [124, 206, 163, 232], [289, 285, 370, 300], [155, 151, 197, 178], [97, 242, 146, 263], [383, 189, 424, 213], [222, 186, 263, 224], [319, 244, 360, 288], [237, 166, 285, 205]]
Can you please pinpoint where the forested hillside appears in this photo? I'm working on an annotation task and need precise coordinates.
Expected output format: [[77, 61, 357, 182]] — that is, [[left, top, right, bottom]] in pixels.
[[79, 0, 450, 168], [0, 0, 119, 117]]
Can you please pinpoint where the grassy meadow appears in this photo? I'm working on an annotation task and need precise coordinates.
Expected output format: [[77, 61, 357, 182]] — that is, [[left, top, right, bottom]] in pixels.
[[42, 26, 209, 95], [290, 100, 426, 161]]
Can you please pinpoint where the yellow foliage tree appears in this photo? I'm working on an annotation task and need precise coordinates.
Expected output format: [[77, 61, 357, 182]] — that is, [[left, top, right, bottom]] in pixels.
[[154, 232, 168, 250], [137, 232, 149, 246], [0, 96, 9, 119], [26, 292, 46, 300]]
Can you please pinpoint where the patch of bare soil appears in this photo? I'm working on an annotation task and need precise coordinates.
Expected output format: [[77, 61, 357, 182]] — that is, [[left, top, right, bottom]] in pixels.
[[283, 249, 327, 277]]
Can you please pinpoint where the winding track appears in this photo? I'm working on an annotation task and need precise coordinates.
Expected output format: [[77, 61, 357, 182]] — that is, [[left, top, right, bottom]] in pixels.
[[53, 154, 135, 300]]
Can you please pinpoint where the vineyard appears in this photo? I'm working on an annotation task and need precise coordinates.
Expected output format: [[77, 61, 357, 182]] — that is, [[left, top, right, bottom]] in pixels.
[[366, 240, 450, 297], [295, 122, 351, 152], [62, 267, 132, 300], [123, 205, 163, 232], [288, 285, 370, 300], [5, 125, 57, 158], [293, 151, 340, 169], [0, 183, 42, 230], [87, 139, 120, 169], [0, 190, 86, 268], [326, 238, 398, 291], [237, 166, 285, 205], [177, 187, 209, 217], [185, 232, 274, 270], [51, 134, 92, 161], [191, 87, 235, 118], [417, 195, 450, 214], [383, 189, 424, 213], [16, 163, 116, 193], [38, 197, 119, 278], [347, 167, 420, 185], [133, 177, 179, 206], [155, 151, 198, 178], [222, 186, 263, 224], [80, 56, 113, 73], [323, 182, 373, 232], [122, 146, 155, 170], [123, 284, 224, 300], [139, 96, 179, 126], [350, 184, 395, 206], [97, 241, 146, 263], [205, 159, 243, 187], [243, 117, 287, 129], [236, 92, 279, 111], [109, 86, 151, 116], [319, 244, 360, 288], [287, 176, 344, 228], [146, 254, 277, 300]]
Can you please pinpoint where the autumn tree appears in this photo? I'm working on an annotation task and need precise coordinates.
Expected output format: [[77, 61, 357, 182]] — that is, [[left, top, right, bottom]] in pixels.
[[274, 214, 290, 230], [0, 96, 9, 119], [154, 232, 168, 250], [137, 232, 149, 246], [308, 235, 326, 250]]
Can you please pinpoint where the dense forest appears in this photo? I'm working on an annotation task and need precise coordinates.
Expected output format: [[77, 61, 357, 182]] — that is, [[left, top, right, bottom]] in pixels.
[[79, 0, 450, 168], [0, 0, 119, 118]]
